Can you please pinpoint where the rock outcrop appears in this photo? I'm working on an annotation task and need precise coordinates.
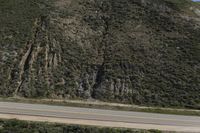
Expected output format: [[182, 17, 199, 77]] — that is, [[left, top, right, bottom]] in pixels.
[[0, 0, 200, 108]]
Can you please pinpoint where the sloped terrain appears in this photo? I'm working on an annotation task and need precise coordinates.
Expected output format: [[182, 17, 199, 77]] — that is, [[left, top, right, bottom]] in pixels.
[[0, 0, 200, 108]]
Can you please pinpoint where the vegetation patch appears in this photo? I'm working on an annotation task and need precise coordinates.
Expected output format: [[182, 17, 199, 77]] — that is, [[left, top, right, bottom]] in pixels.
[[0, 119, 164, 133], [0, 0, 200, 109]]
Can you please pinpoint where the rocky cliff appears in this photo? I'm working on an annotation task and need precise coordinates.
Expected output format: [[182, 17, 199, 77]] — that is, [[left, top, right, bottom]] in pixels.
[[0, 0, 200, 108]]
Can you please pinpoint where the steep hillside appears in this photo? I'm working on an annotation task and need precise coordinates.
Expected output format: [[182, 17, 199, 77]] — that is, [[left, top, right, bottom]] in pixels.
[[0, 0, 200, 108]]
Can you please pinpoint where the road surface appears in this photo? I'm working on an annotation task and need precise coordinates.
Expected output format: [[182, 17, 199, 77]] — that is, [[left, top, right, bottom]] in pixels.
[[0, 102, 200, 132]]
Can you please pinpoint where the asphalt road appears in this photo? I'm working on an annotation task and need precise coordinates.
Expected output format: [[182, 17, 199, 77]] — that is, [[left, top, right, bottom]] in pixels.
[[0, 102, 200, 132]]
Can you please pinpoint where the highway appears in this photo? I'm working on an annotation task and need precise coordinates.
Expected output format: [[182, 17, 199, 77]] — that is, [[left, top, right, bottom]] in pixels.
[[0, 102, 200, 132]]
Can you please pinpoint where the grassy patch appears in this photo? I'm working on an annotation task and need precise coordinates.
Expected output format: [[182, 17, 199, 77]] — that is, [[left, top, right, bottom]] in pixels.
[[0, 119, 164, 133]]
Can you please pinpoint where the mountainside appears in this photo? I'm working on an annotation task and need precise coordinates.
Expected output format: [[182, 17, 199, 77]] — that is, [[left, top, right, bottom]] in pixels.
[[0, 0, 200, 108]]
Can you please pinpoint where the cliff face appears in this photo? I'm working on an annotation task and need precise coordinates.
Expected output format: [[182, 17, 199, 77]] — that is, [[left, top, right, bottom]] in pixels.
[[0, 0, 200, 108]]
